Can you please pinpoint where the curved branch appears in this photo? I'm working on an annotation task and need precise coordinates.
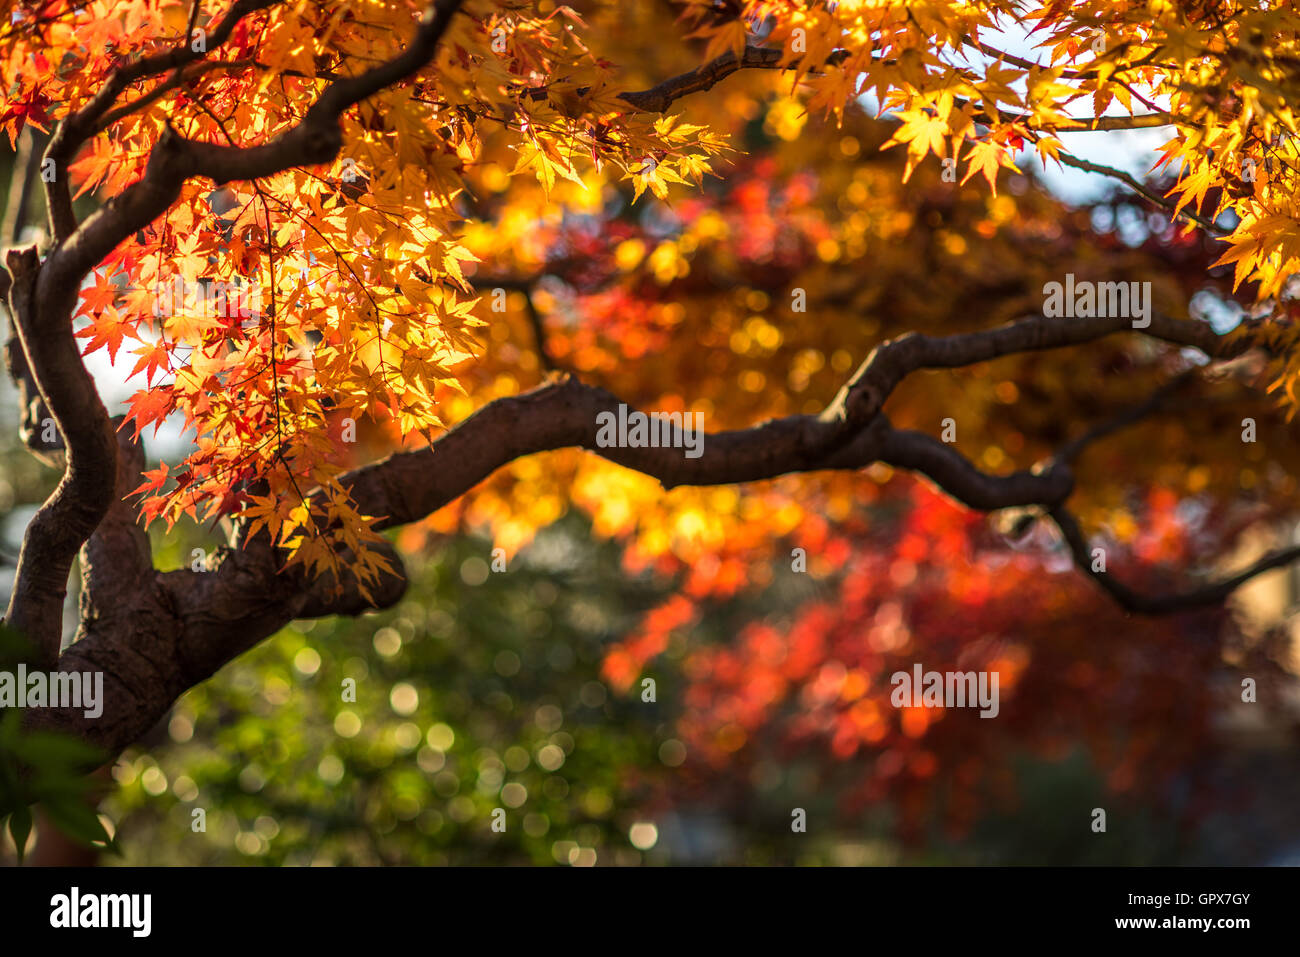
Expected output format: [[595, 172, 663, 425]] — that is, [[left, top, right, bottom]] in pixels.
[[1049, 505, 1300, 615], [618, 46, 845, 113], [331, 384, 1075, 550], [93, 58, 262, 134], [340, 309, 1257, 529], [879, 428, 1073, 511], [2, 245, 115, 667], [2, 127, 56, 462], [1055, 150, 1227, 235], [1054, 369, 1198, 466], [818, 311, 1248, 456], [615, 45, 1171, 129]]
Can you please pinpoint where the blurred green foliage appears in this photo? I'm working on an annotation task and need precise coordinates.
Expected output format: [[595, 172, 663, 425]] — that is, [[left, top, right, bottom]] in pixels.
[[94, 513, 1203, 866], [107, 517, 690, 865]]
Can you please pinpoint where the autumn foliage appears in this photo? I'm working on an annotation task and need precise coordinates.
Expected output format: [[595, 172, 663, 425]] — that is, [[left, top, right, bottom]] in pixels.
[[3, 0, 1300, 858]]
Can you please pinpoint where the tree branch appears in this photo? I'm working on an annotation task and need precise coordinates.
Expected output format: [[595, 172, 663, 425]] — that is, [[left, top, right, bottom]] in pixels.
[[1054, 150, 1228, 235], [339, 311, 1257, 529], [20, 304, 1287, 758], [1049, 505, 1300, 615], [617, 46, 839, 113], [817, 311, 1249, 461], [1053, 369, 1198, 466], [2, 245, 114, 667], [878, 427, 1073, 511], [40, 0, 465, 298]]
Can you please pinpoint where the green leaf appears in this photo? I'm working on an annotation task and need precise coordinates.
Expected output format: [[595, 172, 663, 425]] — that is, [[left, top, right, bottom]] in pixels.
[[41, 797, 111, 850], [11, 731, 104, 769], [7, 804, 32, 864]]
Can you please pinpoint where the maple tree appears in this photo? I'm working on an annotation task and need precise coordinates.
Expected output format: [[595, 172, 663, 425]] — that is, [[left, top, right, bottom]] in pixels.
[[3, 0, 1300, 858]]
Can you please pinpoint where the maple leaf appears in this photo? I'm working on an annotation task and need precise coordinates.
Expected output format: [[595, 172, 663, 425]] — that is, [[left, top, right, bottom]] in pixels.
[[77, 276, 122, 318], [961, 139, 1021, 195], [76, 304, 137, 363], [881, 108, 950, 181], [125, 388, 176, 440], [127, 338, 174, 386], [129, 461, 170, 499]]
